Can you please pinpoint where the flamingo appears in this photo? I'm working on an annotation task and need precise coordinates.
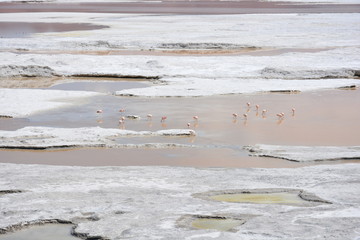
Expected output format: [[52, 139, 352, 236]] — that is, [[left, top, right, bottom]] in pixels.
[[147, 114, 153, 120], [119, 109, 125, 113], [232, 113, 238, 118], [243, 113, 248, 119], [246, 102, 251, 108], [193, 116, 199, 121], [187, 122, 191, 128], [161, 116, 167, 122], [96, 109, 103, 113], [255, 104, 260, 111], [292, 108, 296, 115], [276, 113, 285, 119]]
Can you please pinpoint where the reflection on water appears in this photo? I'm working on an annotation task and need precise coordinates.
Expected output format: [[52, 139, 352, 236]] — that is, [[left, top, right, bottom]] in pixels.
[[0, 224, 79, 240]]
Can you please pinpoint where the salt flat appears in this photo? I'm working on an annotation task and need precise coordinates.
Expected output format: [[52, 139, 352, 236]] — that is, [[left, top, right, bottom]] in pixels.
[[0, 2, 359, 239], [0, 163, 359, 239]]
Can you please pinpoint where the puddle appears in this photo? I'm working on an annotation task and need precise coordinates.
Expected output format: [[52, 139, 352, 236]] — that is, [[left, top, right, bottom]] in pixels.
[[0, 224, 79, 240], [48, 80, 150, 93], [0, 22, 108, 38], [177, 214, 253, 232], [191, 217, 245, 232], [209, 192, 305, 205], [194, 189, 331, 207]]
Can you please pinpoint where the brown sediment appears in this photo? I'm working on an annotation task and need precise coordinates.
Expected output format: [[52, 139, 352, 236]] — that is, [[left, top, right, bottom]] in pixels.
[[0, 1, 359, 14], [0, 22, 108, 38]]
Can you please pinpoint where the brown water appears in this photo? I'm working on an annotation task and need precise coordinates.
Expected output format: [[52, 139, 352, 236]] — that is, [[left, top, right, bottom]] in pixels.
[[0, 83, 359, 168], [1, 1, 359, 14]]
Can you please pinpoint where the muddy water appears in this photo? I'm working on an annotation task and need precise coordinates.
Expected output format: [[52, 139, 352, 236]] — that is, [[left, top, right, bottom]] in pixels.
[[0, 224, 79, 240], [0, 22, 108, 38], [0, 83, 359, 168]]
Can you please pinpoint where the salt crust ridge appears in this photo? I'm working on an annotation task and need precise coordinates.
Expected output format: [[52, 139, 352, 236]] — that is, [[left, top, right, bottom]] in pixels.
[[0, 126, 196, 149], [245, 144, 360, 162]]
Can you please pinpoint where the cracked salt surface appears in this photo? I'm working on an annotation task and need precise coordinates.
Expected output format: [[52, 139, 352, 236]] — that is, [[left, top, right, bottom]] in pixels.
[[0, 12, 359, 96], [0, 163, 359, 239], [0, 126, 196, 150]]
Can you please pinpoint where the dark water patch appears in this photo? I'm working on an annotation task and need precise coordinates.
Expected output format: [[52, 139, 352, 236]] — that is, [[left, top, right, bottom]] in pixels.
[[0, 22, 108, 38], [70, 74, 159, 80], [0, 190, 22, 196], [338, 85, 357, 90]]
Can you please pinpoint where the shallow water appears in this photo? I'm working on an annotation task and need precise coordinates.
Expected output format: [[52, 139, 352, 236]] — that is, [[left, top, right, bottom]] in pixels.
[[0, 84, 359, 168], [48, 80, 149, 93], [191, 218, 244, 232], [210, 192, 305, 205], [0, 22, 108, 38], [0, 224, 79, 240]]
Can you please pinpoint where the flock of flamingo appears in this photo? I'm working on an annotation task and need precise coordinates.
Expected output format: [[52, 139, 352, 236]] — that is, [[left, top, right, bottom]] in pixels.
[[96, 102, 296, 129]]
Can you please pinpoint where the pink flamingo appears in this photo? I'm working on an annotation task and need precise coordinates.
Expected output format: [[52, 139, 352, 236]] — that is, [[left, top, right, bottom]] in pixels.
[[147, 114, 153, 120], [255, 104, 260, 111], [187, 122, 191, 128], [161, 116, 167, 122], [232, 113, 238, 118], [292, 108, 296, 115], [243, 113, 248, 119], [119, 109, 125, 113], [96, 109, 103, 113], [193, 116, 199, 121], [276, 113, 285, 119]]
